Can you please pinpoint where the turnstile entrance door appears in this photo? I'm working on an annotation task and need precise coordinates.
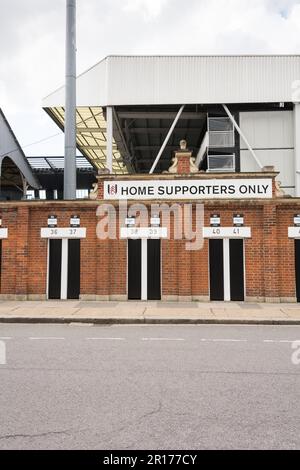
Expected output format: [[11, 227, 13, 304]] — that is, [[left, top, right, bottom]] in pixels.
[[147, 239, 161, 301], [209, 239, 245, 301], [127, 239, 161, 301], [0, 240, 2, 292], [48, 239, 81, 300], [209, 239, 224, 301], [295, 240, 300, 302], [128, 239, 142, 300], [48, 239, 62, 299], [229, 239, 245, 301], [67, 239, 80, 299]]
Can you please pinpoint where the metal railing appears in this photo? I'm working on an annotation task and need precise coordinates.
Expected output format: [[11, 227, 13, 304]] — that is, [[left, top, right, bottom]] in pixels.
[[208, 117, 235, 148], [207, 154, 236, 172]]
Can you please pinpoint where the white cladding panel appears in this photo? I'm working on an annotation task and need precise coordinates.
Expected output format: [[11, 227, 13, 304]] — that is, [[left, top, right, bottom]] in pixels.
[[240, 111, 294, 149], [43, 55, 300, 107], [239, 110, 295, 194], [240, 149, 295, 192]]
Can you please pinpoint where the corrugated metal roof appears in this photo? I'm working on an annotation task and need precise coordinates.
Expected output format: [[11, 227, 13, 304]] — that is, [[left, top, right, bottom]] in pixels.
[[43, 55, 300, 107], [27, 156, 93, 170], [0, 109, 40, 189]]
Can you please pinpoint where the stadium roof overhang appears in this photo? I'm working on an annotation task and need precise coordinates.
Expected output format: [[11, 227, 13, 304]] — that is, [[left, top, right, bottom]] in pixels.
[[44, 106, 131, 174], [0, 109, 40, 189], [43, 55, 300, 174]]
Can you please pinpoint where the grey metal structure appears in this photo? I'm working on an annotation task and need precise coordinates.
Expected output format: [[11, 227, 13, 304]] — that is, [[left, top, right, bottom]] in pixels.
[[43, 55, 300, 195], [0, 109, 40, 199], [27, 156, 96, 198], [149, 105, 185, 174], [64, 0, 77, 200]]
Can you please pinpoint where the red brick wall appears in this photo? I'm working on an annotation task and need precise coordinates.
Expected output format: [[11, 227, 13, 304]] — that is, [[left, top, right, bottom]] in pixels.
[[277, 206, 297, 299], [0, 199, 298, 302]]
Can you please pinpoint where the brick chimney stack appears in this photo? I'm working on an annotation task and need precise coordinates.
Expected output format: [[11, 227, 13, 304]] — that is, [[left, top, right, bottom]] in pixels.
[[167, 140, 199, 174]]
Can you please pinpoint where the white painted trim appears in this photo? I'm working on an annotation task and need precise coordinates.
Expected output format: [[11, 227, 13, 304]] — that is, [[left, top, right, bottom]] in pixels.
[[61, 239, 68, 300], [120, 227, 168, 239], [223, 238, 231, 301], [288, 227, 300, 238], [203, 227, 251, 239], [141, 239, 148, 301], [41, 227, 86, 239], [0, 228, 8, 239]]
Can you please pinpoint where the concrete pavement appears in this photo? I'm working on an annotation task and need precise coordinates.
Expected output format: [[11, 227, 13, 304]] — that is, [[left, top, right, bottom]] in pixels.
[[1, 300, 300, 324], [1, 323, 300, 449]]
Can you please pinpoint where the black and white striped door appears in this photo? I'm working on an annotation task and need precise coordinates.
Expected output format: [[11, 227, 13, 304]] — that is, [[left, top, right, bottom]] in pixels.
[[127, 239, 161, 301], [209, 239, 245, 301], [48, 239, 80, 300]]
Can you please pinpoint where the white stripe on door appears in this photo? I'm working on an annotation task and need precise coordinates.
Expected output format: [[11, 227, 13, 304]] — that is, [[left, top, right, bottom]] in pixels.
[[60, 239, 68, 300]]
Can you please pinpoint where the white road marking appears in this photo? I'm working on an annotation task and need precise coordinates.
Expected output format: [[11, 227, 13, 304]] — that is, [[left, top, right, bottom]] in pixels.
[[142, 338, 185, 341], [86, 337, 125, 341], [29, 337, 65, 340], [200, 338, 247, 343], [5, 335, 297, 344], [263, 339, 296, 343]]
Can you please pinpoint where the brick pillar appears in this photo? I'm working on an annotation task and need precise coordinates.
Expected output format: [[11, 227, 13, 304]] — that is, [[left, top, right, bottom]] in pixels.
[[177, 239, 192, 301], [176, 150, 192, 174], [162, 215, 178, 300], [263, 204, 279, 302], [97, 180, 104, 199], [96, 238, 110, 300], [15, 207, 29, 299]]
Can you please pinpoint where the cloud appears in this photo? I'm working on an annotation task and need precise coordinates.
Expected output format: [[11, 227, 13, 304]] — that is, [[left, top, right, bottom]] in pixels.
[[0, 0, 300, 155], [123, 0, 169, 19]]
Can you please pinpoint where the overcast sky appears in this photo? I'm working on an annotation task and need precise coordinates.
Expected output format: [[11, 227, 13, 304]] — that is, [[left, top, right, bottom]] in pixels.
[[1, 0, 300, 156]]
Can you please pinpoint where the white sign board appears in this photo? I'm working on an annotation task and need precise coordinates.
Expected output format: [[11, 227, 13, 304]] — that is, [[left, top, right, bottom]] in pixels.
[[41, 228, 86, 239], [150, 217, 161, 226], [210, 217, 221, 226], [104, 179, 273, 200], [70, 217, 80, 226], [288, 227, 300, 238], [125, 218, 136, 226], [233, 216, 244, 226], [203, 227, 251, 239], [0, 228, 8, 239], [47, 217, 57, 226], [120, 227, 168, 239]]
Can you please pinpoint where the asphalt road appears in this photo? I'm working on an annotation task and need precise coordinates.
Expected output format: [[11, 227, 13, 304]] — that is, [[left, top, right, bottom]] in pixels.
[[0, 323, 300, 450]]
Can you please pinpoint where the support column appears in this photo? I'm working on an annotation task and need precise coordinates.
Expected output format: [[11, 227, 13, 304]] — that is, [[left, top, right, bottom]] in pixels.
[[64, 0, 77, 200], [294, 103, 300, 196], [106, 106, 113, 173]]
